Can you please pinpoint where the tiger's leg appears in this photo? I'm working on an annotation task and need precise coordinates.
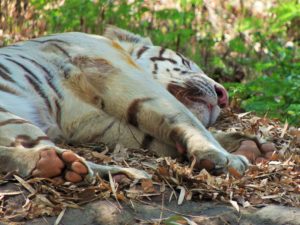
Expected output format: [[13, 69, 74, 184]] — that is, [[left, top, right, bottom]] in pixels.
[[0, 109, 150, 181], [62, 55, 248, 176], [212, 132, 277, 164], [0, 108, 94, 182]]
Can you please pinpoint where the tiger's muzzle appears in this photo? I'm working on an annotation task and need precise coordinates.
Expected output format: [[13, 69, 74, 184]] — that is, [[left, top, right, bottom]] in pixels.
[[167, 77, 228, 127]]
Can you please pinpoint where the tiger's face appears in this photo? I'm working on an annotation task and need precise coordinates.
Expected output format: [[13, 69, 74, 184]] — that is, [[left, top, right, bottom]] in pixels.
[[104, 27, 228, 127], [132, 46, 228, 127]]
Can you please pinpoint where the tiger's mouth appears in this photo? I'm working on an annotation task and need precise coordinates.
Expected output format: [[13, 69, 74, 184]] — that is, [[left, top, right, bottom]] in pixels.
[[185, 96, 214, 112], [167, 83, 219, 126]]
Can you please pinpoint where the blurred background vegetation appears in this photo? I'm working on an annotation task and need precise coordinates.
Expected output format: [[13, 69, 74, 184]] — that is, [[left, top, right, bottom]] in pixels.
[[0, 0, 299, 125]]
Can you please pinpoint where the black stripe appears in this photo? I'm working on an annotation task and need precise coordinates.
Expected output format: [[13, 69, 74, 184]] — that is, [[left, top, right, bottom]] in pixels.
[[169, 127, 187, 152], [49, 43, 71, 58], [0, 63, 10, 73], [153, 63, 158, 75], [28, 38, 71, 58], [0, 107, 8, 112], [0, 83, 18, 95], [159, 47, 166, 57], [25, 75, 53, 113], [12, 135, 50, 148], [7, 45, 21, 48], [97, 121, 115, 139], [176, 52, 191, 69], [141, 134, 154, 149], [0, 53, 12, 58], [183, 59, 191, 70], [136, 46, 149, 59], [127, 97, 155, 127], [18, 55, 54, 79], [150, 57, 177, 64], [87, 120, 116, 143], [0, 119, 30, 127], [29, 39, 68, 44], [18, 55, 62, 98], [0, 63, 15, 83], [54, 99, 62, 128], [6, 58, 42, 84]]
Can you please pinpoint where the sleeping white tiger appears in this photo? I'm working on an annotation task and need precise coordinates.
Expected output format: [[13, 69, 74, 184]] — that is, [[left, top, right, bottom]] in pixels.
[[0, 27, 275, 183]]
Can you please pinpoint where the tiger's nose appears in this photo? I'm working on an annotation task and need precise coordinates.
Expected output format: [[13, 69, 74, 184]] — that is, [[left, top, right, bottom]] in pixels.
[[214, 85, 228, 108]]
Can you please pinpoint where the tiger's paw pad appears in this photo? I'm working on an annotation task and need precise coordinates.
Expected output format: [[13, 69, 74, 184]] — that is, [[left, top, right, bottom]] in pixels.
[[192, 149, 248, 177], [32, 149, 88, 183], [233, 141, 278, 164]]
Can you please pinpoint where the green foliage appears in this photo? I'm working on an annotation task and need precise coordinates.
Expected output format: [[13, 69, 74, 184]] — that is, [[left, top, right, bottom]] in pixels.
[[229, 72, 300, 125], [224, 1, 300, 125], [1, 0, 299, 125]]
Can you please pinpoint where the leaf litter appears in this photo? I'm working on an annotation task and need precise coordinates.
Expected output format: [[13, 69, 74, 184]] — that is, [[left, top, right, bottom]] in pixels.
[[0, 109, 299, 222]]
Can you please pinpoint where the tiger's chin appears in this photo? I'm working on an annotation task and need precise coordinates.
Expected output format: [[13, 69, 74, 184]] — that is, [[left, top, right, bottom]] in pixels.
[[189, 103, 221, 127]]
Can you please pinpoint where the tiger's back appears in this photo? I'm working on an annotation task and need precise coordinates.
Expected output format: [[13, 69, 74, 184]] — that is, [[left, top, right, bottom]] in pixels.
[[0, 33, 142, 143]]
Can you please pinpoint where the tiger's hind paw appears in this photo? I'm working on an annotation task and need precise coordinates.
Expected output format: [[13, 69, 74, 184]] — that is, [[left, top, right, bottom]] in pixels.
[[32, 148, 90, 183], [233, 141, 278, 164]]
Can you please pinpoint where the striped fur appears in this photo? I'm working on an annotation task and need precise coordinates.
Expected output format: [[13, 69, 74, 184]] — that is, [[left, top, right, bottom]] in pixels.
[[0, 27, 248, 180]]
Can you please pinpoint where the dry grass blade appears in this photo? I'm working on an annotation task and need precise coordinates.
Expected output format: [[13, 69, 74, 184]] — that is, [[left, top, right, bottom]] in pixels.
[[108, 171, 117, 199], [14, 175, 35, 194], [281, 120, 289, 138], [177, 186, 186, 205], [54, 207, 66, 225], [229, 200, 240, 212], [108, 171, 122, 209], [0, 191, 22, 196]]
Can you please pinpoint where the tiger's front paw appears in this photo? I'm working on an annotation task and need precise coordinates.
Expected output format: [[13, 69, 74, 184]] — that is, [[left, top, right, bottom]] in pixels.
[[32, 148, 93, 183], [190, 147, 249, 177]]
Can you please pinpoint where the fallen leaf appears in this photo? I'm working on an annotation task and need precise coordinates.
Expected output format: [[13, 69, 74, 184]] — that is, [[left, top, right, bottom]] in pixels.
[[228, 167, 242, 179], [141, 179, 156, 193]]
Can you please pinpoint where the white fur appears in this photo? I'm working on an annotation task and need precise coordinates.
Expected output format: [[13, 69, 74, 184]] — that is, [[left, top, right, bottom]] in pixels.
[[0, 28, 248, 179]]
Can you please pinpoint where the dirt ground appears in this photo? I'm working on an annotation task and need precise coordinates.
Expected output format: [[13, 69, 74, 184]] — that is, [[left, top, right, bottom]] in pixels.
[[0, 182, 299, 225], [1, 110, 299, 224]]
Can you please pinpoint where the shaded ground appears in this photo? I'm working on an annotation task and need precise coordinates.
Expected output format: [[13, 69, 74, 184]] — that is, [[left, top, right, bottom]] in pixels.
[[1, 181, 299, 225], [0, 182, 299, 225], [0, 109, 299, 224]]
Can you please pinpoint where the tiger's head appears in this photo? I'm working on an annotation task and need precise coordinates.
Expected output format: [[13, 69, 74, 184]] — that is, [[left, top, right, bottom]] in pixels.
[[105, 27, 228, 127]]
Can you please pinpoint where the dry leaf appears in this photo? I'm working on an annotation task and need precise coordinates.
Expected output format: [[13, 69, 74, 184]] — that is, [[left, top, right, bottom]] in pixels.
[[228, 167, 242, 179], [157, 166, 170, 176], [141, 179, 156, 193]]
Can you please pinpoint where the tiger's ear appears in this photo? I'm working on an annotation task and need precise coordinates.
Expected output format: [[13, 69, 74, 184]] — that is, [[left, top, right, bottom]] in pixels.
[[104, 26, 153, 46]]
